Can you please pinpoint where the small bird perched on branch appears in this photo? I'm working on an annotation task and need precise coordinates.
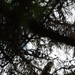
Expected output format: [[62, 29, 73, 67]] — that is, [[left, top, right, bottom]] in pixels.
[[41, 62, 53, 75]]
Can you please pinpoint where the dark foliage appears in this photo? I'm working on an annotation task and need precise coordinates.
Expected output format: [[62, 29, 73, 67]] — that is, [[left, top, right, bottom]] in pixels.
[[0, 0, 75, 75]]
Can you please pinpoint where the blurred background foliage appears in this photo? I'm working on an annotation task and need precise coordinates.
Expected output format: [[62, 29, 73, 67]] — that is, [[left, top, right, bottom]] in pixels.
[[0, 0, 75, 75]]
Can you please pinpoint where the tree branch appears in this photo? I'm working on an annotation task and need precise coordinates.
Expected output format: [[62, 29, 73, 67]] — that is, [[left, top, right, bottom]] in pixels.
[[29, 19, 75, 47]]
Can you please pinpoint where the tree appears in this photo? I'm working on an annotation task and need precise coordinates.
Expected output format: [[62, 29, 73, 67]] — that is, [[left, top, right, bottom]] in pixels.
[[0, 0, 75, 75]]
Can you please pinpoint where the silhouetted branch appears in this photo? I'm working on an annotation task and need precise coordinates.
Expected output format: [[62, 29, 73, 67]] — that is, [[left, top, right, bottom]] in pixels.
[[29, 19, 75, 46]]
